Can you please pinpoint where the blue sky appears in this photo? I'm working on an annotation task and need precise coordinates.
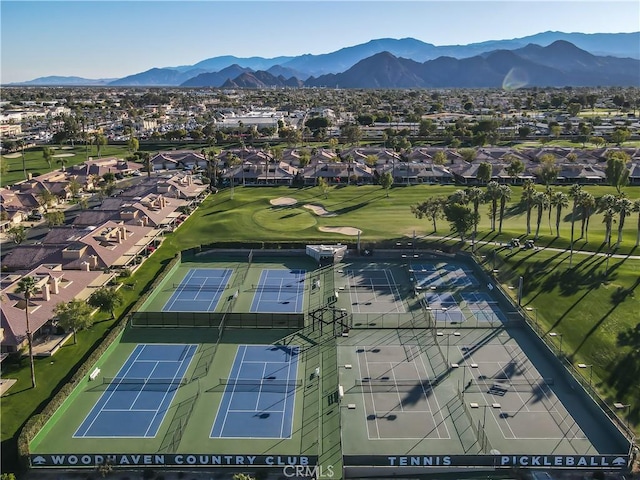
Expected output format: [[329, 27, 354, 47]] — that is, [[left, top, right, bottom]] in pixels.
[[1, 0, 639, 84]]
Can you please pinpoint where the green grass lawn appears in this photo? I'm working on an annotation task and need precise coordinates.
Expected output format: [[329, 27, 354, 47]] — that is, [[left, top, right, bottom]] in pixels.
[[0, 145, 140, 186], [1, 184, 639, 474]]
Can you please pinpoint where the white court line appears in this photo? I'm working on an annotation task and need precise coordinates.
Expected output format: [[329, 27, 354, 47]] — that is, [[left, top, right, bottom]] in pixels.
[[385, 269, 407, 313], [363, 348, 381, 440], [416, 348, 451, 440], [355, 347, 373, 440], [103, 409, 158, 412], [74, 345, 146, 437], [388, 362, 404, 412], [227, 409, 285, 413], [254, 363, 268, 412], [281, 348, 298, 438], [216, 345, 249, 436], [142, 345, 194, 437]]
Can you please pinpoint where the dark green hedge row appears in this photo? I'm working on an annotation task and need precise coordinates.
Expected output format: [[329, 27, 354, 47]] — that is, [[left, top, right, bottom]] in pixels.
[[17, 254, 182, 468]]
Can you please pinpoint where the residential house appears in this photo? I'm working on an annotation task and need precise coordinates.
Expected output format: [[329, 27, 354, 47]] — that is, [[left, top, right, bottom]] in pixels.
[[0, 266, 104, 354]]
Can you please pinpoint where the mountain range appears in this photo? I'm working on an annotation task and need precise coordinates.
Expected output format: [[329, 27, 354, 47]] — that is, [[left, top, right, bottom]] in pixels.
[[12, 31, 640, 88]]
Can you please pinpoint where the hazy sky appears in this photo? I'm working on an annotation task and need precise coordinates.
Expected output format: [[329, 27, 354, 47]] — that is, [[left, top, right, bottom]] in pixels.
[[1, 0, 639, 84]]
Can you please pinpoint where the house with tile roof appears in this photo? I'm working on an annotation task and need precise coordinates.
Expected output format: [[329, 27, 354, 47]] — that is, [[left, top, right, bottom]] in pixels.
[[0, 266, 106, 354]]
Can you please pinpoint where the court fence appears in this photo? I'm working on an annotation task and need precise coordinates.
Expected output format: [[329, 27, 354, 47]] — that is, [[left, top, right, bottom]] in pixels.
[[130, 311, 304, 329], [463, 248, 636, 446]]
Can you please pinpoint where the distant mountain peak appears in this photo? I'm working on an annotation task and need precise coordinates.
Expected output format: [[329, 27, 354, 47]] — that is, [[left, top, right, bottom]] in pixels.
[[9, 31, 639, 86]]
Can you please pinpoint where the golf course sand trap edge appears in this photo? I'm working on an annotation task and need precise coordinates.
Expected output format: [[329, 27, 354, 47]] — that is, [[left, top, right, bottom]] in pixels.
[[303, 204, 337, 217], [270, 197, 298, 206], [52, 153, 75, 158], [319, 226, 362, 236]]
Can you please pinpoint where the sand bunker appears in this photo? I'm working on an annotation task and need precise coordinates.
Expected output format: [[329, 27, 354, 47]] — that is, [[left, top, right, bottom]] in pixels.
[[2, 153, 22, 159], [270, 197, 298, 206], [303, 204, 337, 217], [319, 226, 362, 236], [52, 153, 75, 158]]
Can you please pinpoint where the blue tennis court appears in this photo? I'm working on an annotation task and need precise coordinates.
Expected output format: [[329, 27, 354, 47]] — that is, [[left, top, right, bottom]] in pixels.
[[210, 344, 300, 439], [75, 344, 197, 438], [163, 268, 233, 312], [250, 269, 306, 313], [410, 264, 445, 289], [461, 292, 508, 324]]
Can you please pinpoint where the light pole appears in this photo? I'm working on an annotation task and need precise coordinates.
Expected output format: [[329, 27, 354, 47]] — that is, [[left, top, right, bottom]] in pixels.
[[578, 363, 593, 388], [437, 331, 460, 366], [549, 332, 563, 357], [614, 402, 631, 431]]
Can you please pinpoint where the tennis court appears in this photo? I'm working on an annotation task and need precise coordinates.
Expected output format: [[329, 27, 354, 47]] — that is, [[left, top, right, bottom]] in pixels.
[[460, 292, 508, 324], [409, 264, 445, 290], [337, 268, 406, 314], [163, 268, 233, 312], [440, 264, 479, 287], [424, 291, 465, 323], [355, 344, 450, 440], [339, 326, 628, 460], [410, 262, 478, 290], [250, 269, 306, 313], [210, 344, 300, 439], [75, 344, 197, 438]]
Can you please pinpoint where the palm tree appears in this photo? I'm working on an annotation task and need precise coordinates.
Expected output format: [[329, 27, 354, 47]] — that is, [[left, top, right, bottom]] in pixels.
[[42, 146, 53, 169], [57, 156, 69, 172], [497, 184, 512, 234], [579, 192, 596, 242], [521, 180, 536, 235], [615, 196, 633, 247], [598, 194, 617, 248], [568, 184, 583, 266], [533, 191, 549, 240], [544, 185, 554, 234], [484, 181, 501, 231], [16, 276, 38, 388], [465, 186, 484, 249], [551, 191, 569, 237], [140, 151, 151, 179], [17, 139, 27, 180]]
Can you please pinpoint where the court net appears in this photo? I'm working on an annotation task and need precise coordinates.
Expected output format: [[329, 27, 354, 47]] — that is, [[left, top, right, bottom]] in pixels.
[[102, 377, 188, 389], [338, 285, 398, 293], [173, 283, 226, 291], [355, 378, 433, 392], [250, 284, 307, 292], [465, 378, 554, 393], [219, 378, 302, 391]]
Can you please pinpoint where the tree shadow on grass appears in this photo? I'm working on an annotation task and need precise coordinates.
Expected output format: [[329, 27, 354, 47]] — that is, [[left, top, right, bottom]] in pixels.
[[608, 321, 640, 404], [503, 202, 527, 219]]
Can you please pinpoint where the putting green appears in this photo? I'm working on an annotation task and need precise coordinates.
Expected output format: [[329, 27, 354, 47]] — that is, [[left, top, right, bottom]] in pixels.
[[252, 205, 317, 231]]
